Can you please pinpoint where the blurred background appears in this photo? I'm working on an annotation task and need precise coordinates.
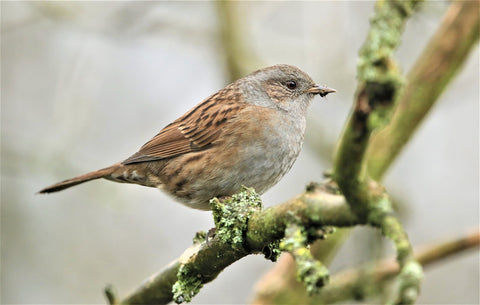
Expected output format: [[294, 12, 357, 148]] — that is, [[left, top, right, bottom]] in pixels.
[[1, 1, 478, 304]]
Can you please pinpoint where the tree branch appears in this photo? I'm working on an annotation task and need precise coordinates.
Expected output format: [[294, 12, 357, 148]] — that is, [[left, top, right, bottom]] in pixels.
[[334, 0, 421, 215], [114, 183, 360, 305], [251, 230, 480, 304], [333, 1, 423, 303], [367, 0, 480, 180]]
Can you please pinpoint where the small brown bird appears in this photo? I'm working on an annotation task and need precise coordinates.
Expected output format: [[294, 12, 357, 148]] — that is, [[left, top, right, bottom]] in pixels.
[[39, 64, 335, 210]]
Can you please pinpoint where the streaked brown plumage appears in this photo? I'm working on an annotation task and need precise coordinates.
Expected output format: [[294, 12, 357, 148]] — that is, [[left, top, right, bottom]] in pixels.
[[39, 64, 335, 210]]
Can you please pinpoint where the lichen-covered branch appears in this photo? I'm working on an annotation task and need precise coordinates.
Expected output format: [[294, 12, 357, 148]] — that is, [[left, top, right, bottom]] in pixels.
[[114, 183, 359, 305], [332, 1, 423, 304], [366, 189, 422, 304], [251, 230, 479, 305], [334, 0, 421, 214], [280, 222, 330, 295], [367, 0, 480, 180]]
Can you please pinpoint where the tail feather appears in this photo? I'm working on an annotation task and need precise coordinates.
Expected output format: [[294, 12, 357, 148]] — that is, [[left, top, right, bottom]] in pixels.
[[38, 166, 116, 194]]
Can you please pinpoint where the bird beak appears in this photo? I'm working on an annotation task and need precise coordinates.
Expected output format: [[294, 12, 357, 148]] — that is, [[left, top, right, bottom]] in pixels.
[[308, 85, 336, 97]]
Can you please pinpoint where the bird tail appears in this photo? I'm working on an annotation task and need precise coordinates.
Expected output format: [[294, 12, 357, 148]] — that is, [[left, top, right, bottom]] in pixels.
[[38, 165, 117, 194]]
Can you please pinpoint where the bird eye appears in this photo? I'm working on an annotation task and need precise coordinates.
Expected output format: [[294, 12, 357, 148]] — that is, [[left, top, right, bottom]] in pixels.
[[285, 80, 297, 90]]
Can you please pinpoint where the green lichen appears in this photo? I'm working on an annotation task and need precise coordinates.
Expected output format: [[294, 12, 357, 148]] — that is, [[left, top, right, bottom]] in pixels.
[[172, 264, 203, 304], [262, 240, 281, 262], [356, 0, 420, 131], [295, 253, 330, 295], [363, 187, 422, 304], [280, 223, 330, 295], [192, 231, 207, 244], [358, 0, 418, 83], [210, 186, 262, 249], [367, 193, 394, 225], [397, 261, 423, 304], [279, 223, 305, 252]]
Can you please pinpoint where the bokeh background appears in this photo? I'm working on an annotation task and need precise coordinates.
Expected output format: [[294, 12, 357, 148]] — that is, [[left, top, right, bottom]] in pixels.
[[1, 1, 478, 304]]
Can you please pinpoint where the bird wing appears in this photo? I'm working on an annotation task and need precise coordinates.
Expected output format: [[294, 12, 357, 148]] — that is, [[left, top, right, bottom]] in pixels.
[[122, 91, 246, 165]]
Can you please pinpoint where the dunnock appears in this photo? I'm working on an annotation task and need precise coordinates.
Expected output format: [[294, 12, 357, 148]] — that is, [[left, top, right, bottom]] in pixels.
[[39, 64, 335, 210]]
